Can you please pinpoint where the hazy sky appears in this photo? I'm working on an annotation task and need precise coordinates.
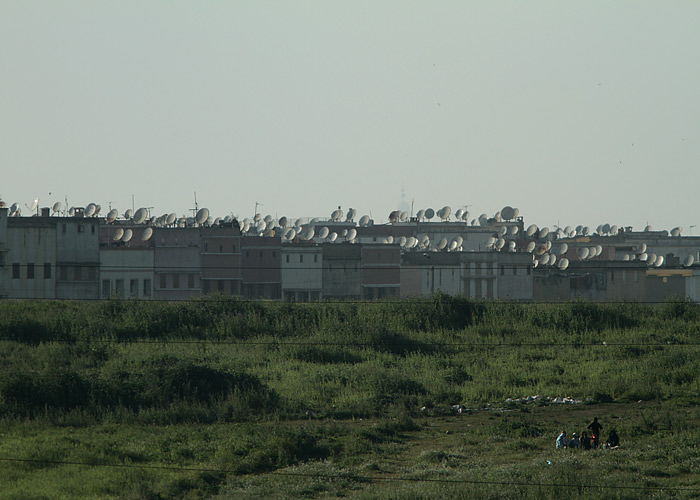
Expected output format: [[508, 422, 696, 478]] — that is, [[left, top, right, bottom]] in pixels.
[[2, 2, 699, 232]]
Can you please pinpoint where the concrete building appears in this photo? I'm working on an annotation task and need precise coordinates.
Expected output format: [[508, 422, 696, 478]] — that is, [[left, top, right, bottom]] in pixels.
[[322, 243, 361, 300], [241, 236, 281, 299], [0, 209, 8, 298], [201, 223, 242, 295], [154, 227, 202, 300], [55, 213, 100, 300], [281, 243, 323, 301], [361, 244, 401, 299]]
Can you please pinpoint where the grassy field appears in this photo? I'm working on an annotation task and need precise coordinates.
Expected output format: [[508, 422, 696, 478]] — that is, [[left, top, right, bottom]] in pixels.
[[1, 296, 699, 499]]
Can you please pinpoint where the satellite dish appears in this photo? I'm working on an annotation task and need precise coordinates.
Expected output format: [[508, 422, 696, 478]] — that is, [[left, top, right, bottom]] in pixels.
[[557, 243, 569, 255], [540, 227, 550, 238], [455, 208, 464, 220], [304, 227, 315, 240], [478, 214, 488, 226], [545, 240, 552, 251], [399, 211, 408, 222], [610, 224, 618, 235], [425, 208, 435, 220], [548, 254, 557, 266], [416, 209, 425, 220], [133, 208, 148, 224], [501, 206, 515, 220], [30, 198, 39, 212], [112, 228, 124, 241], [639, 252, 648, 262], [558, 258, 569, 270], [94, 205, 101, 216], [254, 213, 261, 222], [683, 255, 695, 267], [122, 229, 133, 243], [85, 203, 96, 217], [389, 210, 399, 222], [287, 228, 297, 240], [328, 232, 338, 242], [526, 224, 538, 237], [496, 238, 505, 250], [347, 228, 357, 241], [319, 227, 330, 239], [487, 236, 497, 247], [124, 209, 133, 220], [622, 254, 630, 261], [671, 227, 682, 237], [462, 210, 469, 221], [526, 241, 536, 253], [454, 236, 463, 247], [508, 241, 516, 252], [438, 206, 451, 220], [654, 255, 664, 267], [385, 235, 394, 244], [498, 226, 507, 236], [539, 254, 550, 266], [595, 245, 603, 256], [637, 243, 647, 254], [346, 208, 357, 222], [406, 236, 417, 248], [508, 226, 519, 237], [141, 227, 153, 241], [644, 225, 652, 232], [646, 253, 656, 265], [10, 202, 20, 215], [106, 208, 118, 223], [255, 220, 266, 233], [533, 260, 539, 269], [206, 216, 215, 226], [263, 214, 272, 223], [264, 229, 275, 237], [564, 225, 572, 234], [420, 235, 430, 246], [52, 202, 61, 214], [278, 216, 288, 228], [577, 248, 590, 260], [437, 237, 448, 250], [331, 209, 343, 221], [359, 215, 370, 227], [602, 223, 611, 234], [195, 208, 209, 225], [398, 236, 407, 247], [166, 213, 177, 225]]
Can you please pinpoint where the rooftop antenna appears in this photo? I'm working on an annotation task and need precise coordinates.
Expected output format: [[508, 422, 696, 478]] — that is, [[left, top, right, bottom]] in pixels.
[[254, 201, 261, 219], [190, 192, 199, 217]]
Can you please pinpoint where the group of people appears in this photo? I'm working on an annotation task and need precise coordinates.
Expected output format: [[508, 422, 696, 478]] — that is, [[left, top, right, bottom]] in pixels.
[[556, 417, 620, 449]]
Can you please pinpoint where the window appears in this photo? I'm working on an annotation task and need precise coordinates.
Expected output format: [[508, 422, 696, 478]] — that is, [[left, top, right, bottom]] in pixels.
[[88, 267, 96, 280], [159, 273, 167, 289], [27, 263, 34, 279], [91, 225, 95, 234], [102, 279, 111, 298], [300, 255, 304, 263], [172, 273, 180, 289], [259, 251, 263, 258], [500, 266, 505, 276], [246, 251, 249, 258], [286, 255, 290, 263], [75, 266, 83, 281], [130, 279, 138, 297], [115, 279, 124, 296], [12, 263, 20, 279], [188, 273, 195, 288], [220, 245, 223, 253], [272, 251, 276, 258], [203, 280, 210, 294], [232, 244, 236, 253], [314, 255, 318, 263], [78, 224, 84, 233], [513, 266, 517, 275], [634, 271, 639, 282], [62, 224, 66, 234], [44, 263, 51, 279], [230, 280, 237, 294], [204, 242, 209, 252], [143, 279, 151, 297], [610, 271, 615, 282]]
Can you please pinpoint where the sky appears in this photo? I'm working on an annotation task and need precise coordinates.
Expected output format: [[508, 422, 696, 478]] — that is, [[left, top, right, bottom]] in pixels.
[[2, 1, 699, 233]]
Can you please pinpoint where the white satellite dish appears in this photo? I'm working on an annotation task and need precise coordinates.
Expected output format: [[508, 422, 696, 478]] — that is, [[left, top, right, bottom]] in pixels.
[[124, 209, 133, 220], [438, 206, 451, 220], [533, 260, 539, 269], [496, 238, 505, 250], [398, 236, 407, 247], [406, 236, 417, 248], [264, 214, 272, 223], [578, 248, 590, 260], [328, 232, 338, 242], [683, 255, 695, 267], [264, 229, 275, 237], [195, 208, 209, 225], [526, 224, 538, 237], [106, 208, 118, 223], [278, 216, 288, 228], [595, 245, 603, 256], [166, 213, 177, 225], [637, 243, 647, 254], [548, 254, 557, 266], [112, 228, 124, 241], [30, 198, 39, 212], [437, 237, 448, 250], [654, 255, 664, 267], [142, 227, 153, 241], [304, 227, 315, 240], [508, 226, 519, 237], [539, 254, 550, 266], [425, 208, 435, 220], [487, 236, 497, 247], [319, 227, 330, 239], [85, 203, 96, 217], [498, 226, 507, 236], [639, 252, 648, 262], [386, 235, 394, 244], [10, 202, 19, 215], [557, 243, 569, 255], [540, 227, 550, 238], [448, 241, 457, 251], [122, 228, 133, 243], [421, 235, 430, 245], [610, 224, 618, 235], [133, 208, 148, 224], [346, 208, 357, 222], [399, 211, 408, 222], [416, 209, 425, 220], [646, 253, 656, 265], [478, 214, 489, 226], [671, 227, 682, 237], [461, 211, 469, 221], [545, 240, 552, 251], [564, 225, 572, 234], [254, 213, 261, 222], [455, 208, 464, 220], [526, 241, 536, 253], [255, 220, 266, 233], [501, 206, 515, 220], [347, 228, 357, 240], [622, 254, 630, 261], [508, 241, 516, 252], [52, 202, 61, 214], [454, 236, 463, 247], [359, 215, 370, 227], [644, 225, 652, 232], [602, 223, 611, 234], [558, 258, 569, 270], [287, 228, 297, 240]]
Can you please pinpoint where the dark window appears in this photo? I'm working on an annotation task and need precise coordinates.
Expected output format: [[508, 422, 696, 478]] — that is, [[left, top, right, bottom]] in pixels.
[[314, 255, 318, 263], [203, 280, 210, 294], [259, 251, 263, 258], [75, 266, 83, 281], [527, 266, 531, 275], [88, 267, 96, 280], [500, 266, 505, 276], [610, 271, 615, 282], [130, 279, 138, 296], [27, 263, 34, 279], [204, 242, 209, 252], [44, 263, 51, 279], [220, 245, 223, 253], [300, 255, 304, 263], [513, 266, 517, 275], [115, 279, 124, 296], [102, 280, 111, 298], [272, 251, 276, 258], [246, 251, 249, 257], [218, 280, 225, 292], [12, 263, 20, 279], [91, 225, 95, 234], [286, 255, 290, 263], [78, 225, 84, 233], [159, 273, 167, 289], [188, 273, 195, 288], [232, 244, 236, 253], [173, 273, 180, 289], [231, 280, 237, 294], [60, 265, 68, 280], [143, 279, 152, 297]]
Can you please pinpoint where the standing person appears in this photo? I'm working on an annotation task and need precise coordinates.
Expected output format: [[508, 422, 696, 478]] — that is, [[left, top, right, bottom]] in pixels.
[[580, 431, 592, 450], [556, 431, 568, 449], [587, 417, 603, 448]]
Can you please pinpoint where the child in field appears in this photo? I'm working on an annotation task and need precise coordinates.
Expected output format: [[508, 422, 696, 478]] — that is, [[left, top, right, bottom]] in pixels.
[[606, 429, 620, 448], [556, 431, 568, 449], [580, 431, 591, 450]]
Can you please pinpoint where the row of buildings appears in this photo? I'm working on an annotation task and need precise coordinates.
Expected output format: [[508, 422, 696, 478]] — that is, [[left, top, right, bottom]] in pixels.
[[1, 207, 699, 302]]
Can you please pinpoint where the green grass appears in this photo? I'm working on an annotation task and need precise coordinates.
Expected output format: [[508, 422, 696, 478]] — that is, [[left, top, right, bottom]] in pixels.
[[1, 296, 700, 498]]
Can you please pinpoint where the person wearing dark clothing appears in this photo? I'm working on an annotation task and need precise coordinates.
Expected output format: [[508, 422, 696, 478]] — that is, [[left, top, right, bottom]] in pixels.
[[606, 429, 620, 448], [567, 433, 580, 448], [580, 432, 591, 450], [587, 417, 603, 447]]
